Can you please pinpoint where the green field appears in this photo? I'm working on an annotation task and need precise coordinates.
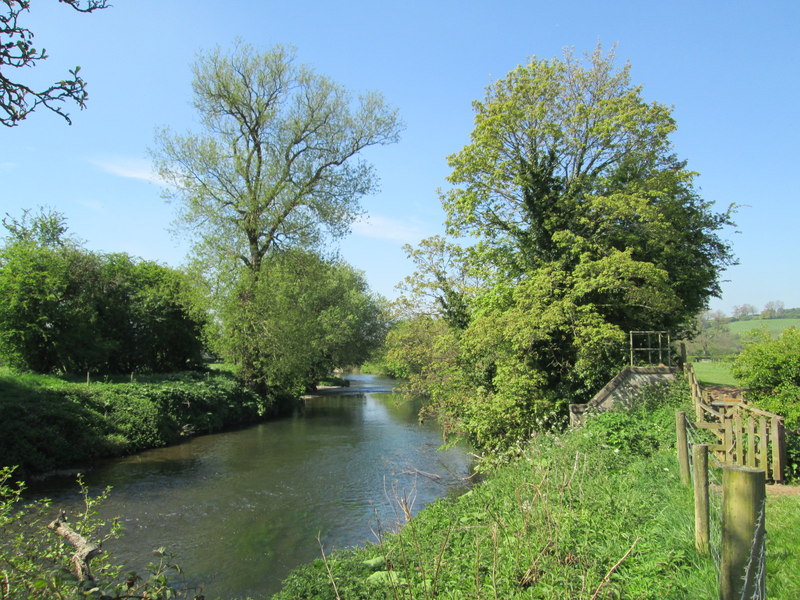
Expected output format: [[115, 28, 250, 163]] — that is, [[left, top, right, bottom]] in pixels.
[[728, 317, 800, 337], [692, 360, 740, 387]]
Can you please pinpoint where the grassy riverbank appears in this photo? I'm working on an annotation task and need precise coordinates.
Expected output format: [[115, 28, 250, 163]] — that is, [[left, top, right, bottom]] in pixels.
[[0, 367, 274, 478], [271, 382, 800, 600]]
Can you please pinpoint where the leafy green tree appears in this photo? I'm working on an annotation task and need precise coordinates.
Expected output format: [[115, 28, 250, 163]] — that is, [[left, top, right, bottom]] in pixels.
[[395, 236, 478, 330], [1, 207, 72, 246], [0, 212, 205, 374], [1, 1, 109, 126], [733, 327, 800, 478], [733, 328, 800, 429], [215, 250, 389, 395], [153, 42, 401, 278], [401, 46, 735, 457], [152, 42, 401, 388]]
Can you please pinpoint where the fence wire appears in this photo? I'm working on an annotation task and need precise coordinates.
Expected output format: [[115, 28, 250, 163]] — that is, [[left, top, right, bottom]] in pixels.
[[682, 414, 768, 599], [685, 418, 724, 576]]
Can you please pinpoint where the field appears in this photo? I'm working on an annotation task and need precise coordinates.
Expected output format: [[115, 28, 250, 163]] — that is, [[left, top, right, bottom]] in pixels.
[[727, 317, 800, 337], [691, 360, 739, 387]]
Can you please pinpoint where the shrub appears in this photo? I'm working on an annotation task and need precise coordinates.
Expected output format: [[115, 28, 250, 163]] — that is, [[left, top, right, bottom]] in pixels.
[[0, 371, 272, 476]]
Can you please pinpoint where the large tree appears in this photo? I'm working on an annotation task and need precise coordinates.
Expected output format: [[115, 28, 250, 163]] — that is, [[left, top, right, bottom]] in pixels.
[[398, 46, 736, 458], [153, 42, 401, 279], [153, 43, 401, 389], [1, 0, 109, 126]]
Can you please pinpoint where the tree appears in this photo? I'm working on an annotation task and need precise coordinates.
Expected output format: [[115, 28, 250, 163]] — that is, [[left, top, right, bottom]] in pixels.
[[732, 327, 800, 478], [0, 211, 205, 374], [762, 300, 785, 319], [153, 42, 401, 279], [732, 304, 757, 319], [685, 310, 740, 358], [215, 250, 390, 395], [2, 206, 71, 246], [153, 42, 401, 388], [732, 327, 800, 428], [1, 0, 109, 126], [402, 46, 736, 458]]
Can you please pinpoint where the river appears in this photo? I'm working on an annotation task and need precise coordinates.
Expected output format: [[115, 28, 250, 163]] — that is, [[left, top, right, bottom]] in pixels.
[[28, 374, 472, 599]]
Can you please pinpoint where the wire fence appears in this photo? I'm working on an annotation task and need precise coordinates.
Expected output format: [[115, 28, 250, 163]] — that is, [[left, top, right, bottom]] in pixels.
[[679, 411, 767, 600]]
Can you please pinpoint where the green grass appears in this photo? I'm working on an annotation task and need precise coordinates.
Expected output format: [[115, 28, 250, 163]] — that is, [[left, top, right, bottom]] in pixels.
[[691, 360, 740, 387], [766, 493, 800, 597], [0, 366, 271, 477], [728, 318, 800, 337]]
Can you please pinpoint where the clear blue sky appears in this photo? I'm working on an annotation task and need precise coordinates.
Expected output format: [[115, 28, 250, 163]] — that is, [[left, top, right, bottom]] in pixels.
[[2, 0, 798, 315]]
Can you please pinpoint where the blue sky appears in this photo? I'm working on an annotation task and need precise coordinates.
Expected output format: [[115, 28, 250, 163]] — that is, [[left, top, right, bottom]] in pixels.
[[2, 0, 798, 315]]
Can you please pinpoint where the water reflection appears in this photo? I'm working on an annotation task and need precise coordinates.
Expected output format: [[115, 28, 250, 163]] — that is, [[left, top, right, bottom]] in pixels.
[[28, 375, 471, 599]]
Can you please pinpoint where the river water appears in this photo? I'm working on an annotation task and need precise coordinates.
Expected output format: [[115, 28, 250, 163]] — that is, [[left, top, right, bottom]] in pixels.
[[28, 374, 472, 599]]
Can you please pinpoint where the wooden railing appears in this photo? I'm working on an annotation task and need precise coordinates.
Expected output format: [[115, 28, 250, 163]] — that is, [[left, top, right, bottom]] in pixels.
[[684, 362, 786, 483]]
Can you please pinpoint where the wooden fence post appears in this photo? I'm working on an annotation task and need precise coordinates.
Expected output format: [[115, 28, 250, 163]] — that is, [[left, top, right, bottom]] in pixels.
[[692, 444, 709, 555], [720, 466, 766, 600], [772, 416, 786, 484], [676, 411, 690, 486]]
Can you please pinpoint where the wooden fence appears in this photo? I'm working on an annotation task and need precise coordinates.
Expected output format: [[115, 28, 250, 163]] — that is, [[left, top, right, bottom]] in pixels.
[[684, 362, 786, 483]]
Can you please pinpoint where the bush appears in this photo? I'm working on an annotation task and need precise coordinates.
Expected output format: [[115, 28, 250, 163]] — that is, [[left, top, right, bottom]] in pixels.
[[732, 328, 800, 429], [733, 328, 800, 479], [0, 370, 272, 477]]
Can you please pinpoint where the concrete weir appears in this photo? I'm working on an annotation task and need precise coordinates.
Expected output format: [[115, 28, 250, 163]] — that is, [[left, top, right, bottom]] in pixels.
[[569, 366, 678, 426]]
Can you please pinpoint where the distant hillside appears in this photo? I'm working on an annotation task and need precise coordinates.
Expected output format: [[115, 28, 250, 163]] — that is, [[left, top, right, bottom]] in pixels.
[[728, 317, 800, 337]]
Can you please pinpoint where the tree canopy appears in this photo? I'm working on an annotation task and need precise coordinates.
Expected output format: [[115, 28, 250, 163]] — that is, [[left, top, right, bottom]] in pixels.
[[0, 210, 205, 374], [153, 42, 402, 279], [390, 46, 736, 459], [1, 0, 109, 126], [153, 43, 400, 391]]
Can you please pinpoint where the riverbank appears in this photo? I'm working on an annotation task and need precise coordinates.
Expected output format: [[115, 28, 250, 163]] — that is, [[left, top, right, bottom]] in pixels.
[[271, 381, 800, 600], [0, 367, 276, 478]]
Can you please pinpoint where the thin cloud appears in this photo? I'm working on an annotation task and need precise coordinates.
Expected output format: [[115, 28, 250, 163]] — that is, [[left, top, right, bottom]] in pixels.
[[352, 214, 427, 244], [90, 157, 165, 185]]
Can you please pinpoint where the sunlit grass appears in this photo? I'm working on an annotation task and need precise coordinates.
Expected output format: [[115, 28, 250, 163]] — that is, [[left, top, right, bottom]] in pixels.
[[692, 360, 740, 387]]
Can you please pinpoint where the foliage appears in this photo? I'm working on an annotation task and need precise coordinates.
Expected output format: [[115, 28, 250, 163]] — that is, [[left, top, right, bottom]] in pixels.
[[732, 328, 800, 429], [152, 42, 401, 388], [1, 0, 109, 126], [0, 466, 196, 599], [214, 250, 390, 396], [0, 368, 270, 477], [273, 382, 739, 600], [685, 310, 741, 359], [0, 213, 206, 375], [392, 45, 735, 457], [732, 328, 800, 478]]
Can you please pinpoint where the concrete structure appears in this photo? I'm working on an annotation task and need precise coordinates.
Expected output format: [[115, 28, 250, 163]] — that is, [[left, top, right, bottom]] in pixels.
[[569, 366, 678, 426]]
